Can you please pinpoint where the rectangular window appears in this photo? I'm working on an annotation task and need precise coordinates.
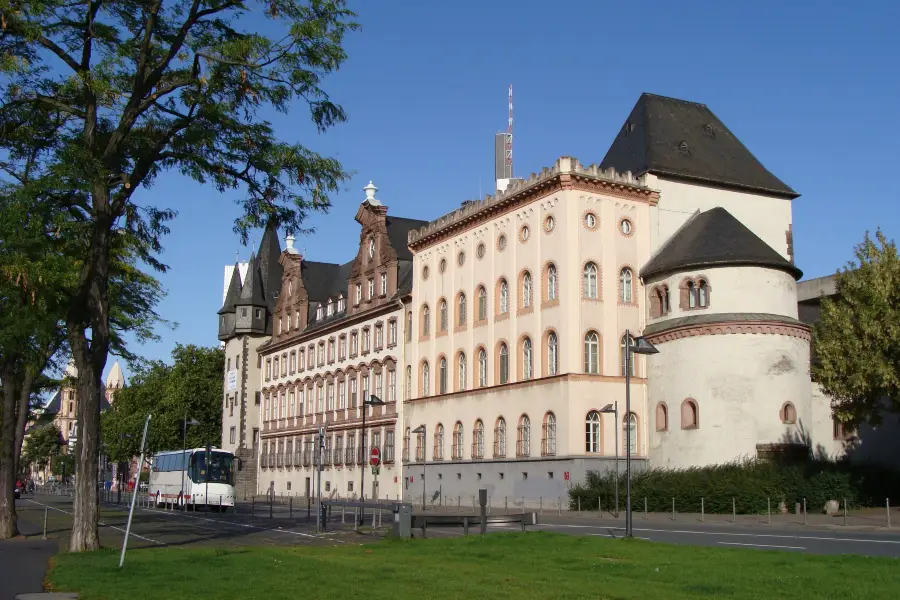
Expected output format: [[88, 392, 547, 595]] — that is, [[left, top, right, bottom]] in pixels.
[[308, 345, 314, 368], [355, 283, 362, 304], [339, 380, 346, 409], [368, 278, 375, 299], [351, 333, 358, 355], [298, 389, 305, 415], [389, 320, 397, 345], [229, 426, 236, 444], [327, 383, 335, 411], [385, 430, 395, 463], [266, 359, 272, 380], [316, 386, 324, 413], [299, 349, 305, 371], [375, 372, 383, 400], [375, 324, 383, 349], [380, 272, 387, 296], [350, 378, 358, 408], [339, 335, 346, 359], [318, 343, 325, 366], [264, 395, 270, 421], [362, 375, 369, 402], [388, 369, 396, 402], [273, 357, 279, 379], [289, 391, 295, 417], [252, 428, 259, 449], [255, 391, 261, 405], [281, 353, 287, 377], [280, 391, 286, 418], [328, 339, 335, 361], [290, 352, 296, 373], [363, 329, 370, 352]]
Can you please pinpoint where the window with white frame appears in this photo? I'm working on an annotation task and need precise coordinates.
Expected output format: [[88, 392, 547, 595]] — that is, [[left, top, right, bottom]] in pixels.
[[316, 385, 324, 412], [317, 342, 325, 365], [405, 366, 412, 399], [327, 382, 335, 411], [478, 349, 487, 387], [388, 369, 396, 402], [458, 293, 466, 326], [620, 268, 633, 303], [499, 279, 509, 313], [362, 328, 370, 352], [542, 412, 557, 457], [494, 417, 506, 458], [338, 295, 345, 312], [355, 283, 362, 304], [439, 300, 448, 332], [327, 299, 334, 316], [584, 332, 600, 374], [439, 357, 447, 394], [266, 359, 272, 380], [339, 335, 346, 359], [316, 305, 324, 320], [289, 390, 295, 416], [328, 338, 335, 361], [499, 343, 509, 384], [523, 272, 532, 308], [375, 371, 383, 399], [362, 374, 369, 402], [624, 413, 637, 454], [375, 323, 383, 349], [350, 332, 358, 355], [298, 389, 305, 415], [457, 353, 466, 391], [548, 332, 559, 376], [477, 286, 487, 320], [584, 262, 598, 298], [473, 420, 485, 459], [452, 422, 464, 460], [406, 311, 413, 342], [389, 319, 397, 345], [380, 272, 387, 296], [338, 380, 346, 409], [368, 278, 375, 299], [421, 361, 430, 396], [585, 411, 601, 452]]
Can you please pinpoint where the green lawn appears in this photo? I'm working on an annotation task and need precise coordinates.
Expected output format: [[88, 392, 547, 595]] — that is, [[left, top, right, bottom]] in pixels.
[[47, 533, 898, 600]]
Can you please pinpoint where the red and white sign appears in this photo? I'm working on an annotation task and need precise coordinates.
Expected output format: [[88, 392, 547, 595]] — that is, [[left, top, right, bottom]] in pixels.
[[369, 447, 381, 467], [564, 471, 570, 481]]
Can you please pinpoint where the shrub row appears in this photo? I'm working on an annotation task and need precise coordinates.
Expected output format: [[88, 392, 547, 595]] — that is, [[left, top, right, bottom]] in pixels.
[[568, 459, 900, 514]]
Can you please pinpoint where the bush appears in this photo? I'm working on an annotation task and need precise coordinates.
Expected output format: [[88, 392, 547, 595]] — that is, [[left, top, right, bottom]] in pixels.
[[568, 458, 900, 514]]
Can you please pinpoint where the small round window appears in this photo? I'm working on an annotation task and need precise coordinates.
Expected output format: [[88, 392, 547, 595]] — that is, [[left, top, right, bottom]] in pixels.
[[520, 226, 530, 241], [620, 219, 633, 235], [476, 243, 486, 259], [422, 265, 430, 280], [584, 213, 597, 229], [498, 234, 507, 251], [439, 258, 447, 273], [544, 216, 555, 232], [457, 251, 465, 266]]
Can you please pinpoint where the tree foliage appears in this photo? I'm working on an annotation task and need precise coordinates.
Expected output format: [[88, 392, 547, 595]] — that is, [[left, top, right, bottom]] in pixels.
[[813, 230, 900, 424], [0, 0, 355, 550], [22, 423, 64, 472], [102, 345, 224, 461]]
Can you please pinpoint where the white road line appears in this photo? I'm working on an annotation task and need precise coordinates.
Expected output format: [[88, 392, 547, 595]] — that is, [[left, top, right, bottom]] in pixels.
[[718, 542, 806, 550], [25, 499, 162, 545], [538, 523, 900, 545]]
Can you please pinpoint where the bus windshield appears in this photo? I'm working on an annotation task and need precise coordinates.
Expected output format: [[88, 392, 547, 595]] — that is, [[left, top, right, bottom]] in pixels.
[[189, 451, 235, 485]]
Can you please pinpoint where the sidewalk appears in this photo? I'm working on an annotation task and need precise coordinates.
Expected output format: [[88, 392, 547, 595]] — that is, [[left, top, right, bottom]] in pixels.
[[0, 499, 59, 600]]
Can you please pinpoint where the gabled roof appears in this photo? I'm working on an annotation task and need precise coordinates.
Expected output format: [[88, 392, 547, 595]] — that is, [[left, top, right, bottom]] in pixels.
[[386, 216, 429, 261], [600, 93, 798, 199], [218, 261, 243, 314], [43, 388, 111, 415], [641, 207, 803, 280]]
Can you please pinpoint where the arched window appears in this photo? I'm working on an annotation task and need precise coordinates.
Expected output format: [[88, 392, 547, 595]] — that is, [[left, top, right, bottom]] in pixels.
[[499, 343, 509, 384], [406, 311, 413, 342], [522, 272, 532, 308], [522, 337, 533, 380], [681, 399, 699, 429], [781, 402, 796, 424], [516, 414, 531, 457], [584, 332, 600, 374], [620, 334, 635, 377], [477, 286, 487, 320], [405, 366, 412, 400], [698, 279, 709, 308], [620, 268, 633, 303], [473, 420, 485, 459], [494, 417, 507, 458], [434, 424, 444, 460], [623, 413, 637, 454], [457, 353, 466, 391], [439, 357, 448, 394], [585, 411, 601, 453], [457, 293, 467, 326], [547, 264, 558, 301], [542, 412, 557, 457], [547, 332, 559, 376], [422, 305, 430, 335], [499, 279, 509, 313], [403, 427, 411, 463], [478, 348, 487, 387], [439, 300, 448, 332], [452, 422, 464, 459], [421, 361, 430, 397], [655, 286, 670, 317], [583, 263, 598, 298], [656, 402, 668, 431]]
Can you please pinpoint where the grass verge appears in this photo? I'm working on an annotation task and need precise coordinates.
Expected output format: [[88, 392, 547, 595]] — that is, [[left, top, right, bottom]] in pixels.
[[47, 532, 898, 599]]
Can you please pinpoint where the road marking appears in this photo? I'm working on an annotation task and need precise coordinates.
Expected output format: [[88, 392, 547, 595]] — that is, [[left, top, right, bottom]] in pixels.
[[718, 542, 806, 550], [538, 523, 900, 545], [25, 499, 162, 545]]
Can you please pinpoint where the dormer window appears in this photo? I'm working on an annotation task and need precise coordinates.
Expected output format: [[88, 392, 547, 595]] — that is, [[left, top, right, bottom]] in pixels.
[[380, 272, 387, 296], [338, 295, 345, 312], [327, 299, 334, 316], [316, 305, 324, 320], [369, 238, 376, 258], [355, 283, 362, 304], [368, 278, 375, 299]]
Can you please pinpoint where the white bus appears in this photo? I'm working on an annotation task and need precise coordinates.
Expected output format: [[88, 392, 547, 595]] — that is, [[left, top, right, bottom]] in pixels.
[[149, 447, 237, 511]]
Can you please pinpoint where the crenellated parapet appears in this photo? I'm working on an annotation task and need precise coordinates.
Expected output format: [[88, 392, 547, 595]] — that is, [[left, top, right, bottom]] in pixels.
[[407, 156, 659, 250]]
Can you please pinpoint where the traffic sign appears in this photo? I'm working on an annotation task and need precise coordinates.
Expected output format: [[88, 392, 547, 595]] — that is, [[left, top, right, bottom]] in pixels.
[[369, 447, 381, 467], [371, 466, 380, 476]]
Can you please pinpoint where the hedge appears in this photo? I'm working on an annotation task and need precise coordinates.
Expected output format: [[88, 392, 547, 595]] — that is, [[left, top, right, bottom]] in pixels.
[[568, 459, 900, 514]]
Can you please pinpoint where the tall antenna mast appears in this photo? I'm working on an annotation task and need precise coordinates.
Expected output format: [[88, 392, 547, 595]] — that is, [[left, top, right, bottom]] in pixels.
[[506, 84, 513, 177]]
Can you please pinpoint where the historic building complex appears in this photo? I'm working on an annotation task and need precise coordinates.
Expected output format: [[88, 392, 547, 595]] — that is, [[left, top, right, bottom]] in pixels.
[[218, 92, 847, 502]]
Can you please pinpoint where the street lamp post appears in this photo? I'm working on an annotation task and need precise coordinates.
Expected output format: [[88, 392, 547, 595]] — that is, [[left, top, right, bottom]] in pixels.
[[599, 402, 619, 518], [412, 425, 426, 511], [623, 329, 659, 538], [181, 416, 201, 510], [360, 393, 386, 526]]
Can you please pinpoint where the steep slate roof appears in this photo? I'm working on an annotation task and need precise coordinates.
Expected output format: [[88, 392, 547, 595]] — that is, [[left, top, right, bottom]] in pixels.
[[43, 389, 111, 415], [256, 221, 283, 311], [641, 207, 803, 280], [600, 93, 798, 199], [218, 261, 243, 314], [386, 216, 429, 261], [236, 253, 267, 308]]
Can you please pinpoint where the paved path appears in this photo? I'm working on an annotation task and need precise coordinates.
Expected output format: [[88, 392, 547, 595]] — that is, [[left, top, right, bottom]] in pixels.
[[0, 498, 58, 600]]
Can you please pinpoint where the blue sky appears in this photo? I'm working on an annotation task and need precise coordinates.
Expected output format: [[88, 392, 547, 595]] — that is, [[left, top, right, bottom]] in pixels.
[[112, 0, 900, 380]]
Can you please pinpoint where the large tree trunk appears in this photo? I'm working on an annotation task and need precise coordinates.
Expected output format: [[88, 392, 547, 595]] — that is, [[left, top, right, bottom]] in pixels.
[[0, 365, 21, 539], [67, 210, 113, 553], [13, 374, 33, 477]]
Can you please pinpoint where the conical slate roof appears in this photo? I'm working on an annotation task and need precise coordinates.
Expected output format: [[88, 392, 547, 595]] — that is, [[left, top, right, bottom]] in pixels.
[[218, 261, 243, 314], [256, 221, 283, 311], [236, 252, 267, 308], [600, 93, 798, 199], [640, 207, 803, 280]]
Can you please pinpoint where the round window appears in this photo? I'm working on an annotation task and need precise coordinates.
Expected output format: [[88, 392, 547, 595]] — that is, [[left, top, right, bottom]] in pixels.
[[476, 243, 486, 259], [585, 213, 597, 229], [422, 265, 429, 280], [620, 219, 633, 235], [545, 216, 555, 232], [498, 234, 507, 251], [457, 252, 465, 266], [520, 226, 530, 241], [439, 258, 447, 273]]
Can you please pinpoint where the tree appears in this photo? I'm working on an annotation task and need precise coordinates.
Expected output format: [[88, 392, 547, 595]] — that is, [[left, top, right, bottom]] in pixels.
[[102, 345, 224, 462], [813, 230, 900, 425], [0, 0, 355, 551], [22, 424, 64, 473]]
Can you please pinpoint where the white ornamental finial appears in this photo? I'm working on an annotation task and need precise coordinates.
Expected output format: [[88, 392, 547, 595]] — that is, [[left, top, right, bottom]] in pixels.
[[363, 181, 381, 205], [285, 234, 295, 249]]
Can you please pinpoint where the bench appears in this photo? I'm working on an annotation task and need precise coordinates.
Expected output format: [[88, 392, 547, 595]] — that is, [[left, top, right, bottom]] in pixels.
[[412, 512, 538, 537]]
